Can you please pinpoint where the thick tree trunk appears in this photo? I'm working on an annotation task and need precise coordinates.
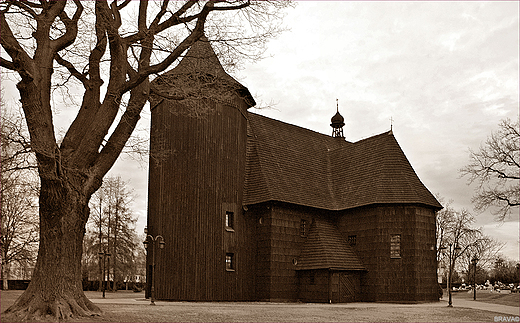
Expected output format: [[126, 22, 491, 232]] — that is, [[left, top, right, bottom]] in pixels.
[[3, 177, 101, 321]]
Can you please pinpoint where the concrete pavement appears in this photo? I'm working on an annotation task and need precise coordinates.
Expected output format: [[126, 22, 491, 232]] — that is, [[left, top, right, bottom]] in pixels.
[[438, 298, 519, 317]]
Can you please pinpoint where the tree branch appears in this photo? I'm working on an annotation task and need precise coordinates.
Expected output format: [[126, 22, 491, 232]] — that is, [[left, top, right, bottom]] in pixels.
[[0, 11, 35, 81], [212, 0, 251, 11], [7, 0, 38, 19], [121, 1, 214, 93], [0, 56, 16, 70], [54, 53, 87, 85], [52, 0, 83, 53]]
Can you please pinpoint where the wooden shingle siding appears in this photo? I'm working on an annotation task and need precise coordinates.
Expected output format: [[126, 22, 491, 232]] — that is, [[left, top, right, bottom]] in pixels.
[[251, 203, 313, 301], [297, 270, 330, 303], [337, 204, 438, 302]]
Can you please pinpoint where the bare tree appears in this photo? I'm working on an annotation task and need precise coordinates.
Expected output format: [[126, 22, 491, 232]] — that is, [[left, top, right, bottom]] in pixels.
[[0, 1, 291, 319], [459, 233, 504, 284], [436, 202, 480, 281], [1, 104, 39, 290], [435, 197, 455, 263], [461, 118, 520, 221], [0, 178, 39, 290]]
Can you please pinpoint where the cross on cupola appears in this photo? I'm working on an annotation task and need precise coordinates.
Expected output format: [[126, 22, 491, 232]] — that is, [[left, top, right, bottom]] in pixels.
[[330, 99, 345, 139]]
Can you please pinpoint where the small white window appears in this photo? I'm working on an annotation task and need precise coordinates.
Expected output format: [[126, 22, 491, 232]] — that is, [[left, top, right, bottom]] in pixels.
[[225, 253, 235, 271], [225, 211, 234, 230]]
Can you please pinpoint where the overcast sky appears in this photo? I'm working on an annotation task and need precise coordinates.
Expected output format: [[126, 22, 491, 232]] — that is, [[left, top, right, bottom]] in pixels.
[[2, 1, 518, 262]]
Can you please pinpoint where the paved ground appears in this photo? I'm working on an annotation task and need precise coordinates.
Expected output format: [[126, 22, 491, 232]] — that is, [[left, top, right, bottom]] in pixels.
[[87, 290, 520, 316], [438, 298, 519, 316], [90, 293, 520, 316], [1, 290, 518, 322]]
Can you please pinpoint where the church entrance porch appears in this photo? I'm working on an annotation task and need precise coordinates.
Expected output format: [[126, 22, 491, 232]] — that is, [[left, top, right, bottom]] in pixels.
[[298, 270, 363, 303]]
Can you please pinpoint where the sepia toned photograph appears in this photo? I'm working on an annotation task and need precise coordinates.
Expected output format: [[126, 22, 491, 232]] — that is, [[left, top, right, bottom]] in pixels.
[[1, 1, 518, 322]]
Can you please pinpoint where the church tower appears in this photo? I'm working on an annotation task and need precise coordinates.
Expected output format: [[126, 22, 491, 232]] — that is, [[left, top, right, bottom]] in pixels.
[[146, 36, 256, 301], [331, 100, 345, 138]]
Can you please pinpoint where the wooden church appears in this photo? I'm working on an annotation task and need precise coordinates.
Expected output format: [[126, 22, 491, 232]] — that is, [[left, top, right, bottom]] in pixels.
[[146, 37, 443, 303]]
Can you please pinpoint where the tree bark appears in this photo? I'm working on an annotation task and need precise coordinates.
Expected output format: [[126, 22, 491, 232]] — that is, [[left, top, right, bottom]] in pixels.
[[1, 257, 9, 290], [3, 177, 101, 320]]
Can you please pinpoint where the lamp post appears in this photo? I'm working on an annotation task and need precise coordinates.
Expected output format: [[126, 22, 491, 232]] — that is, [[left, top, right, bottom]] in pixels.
[[440, 243, 461, 307], [98, 250, 111, 298], [143, 228, 165, 305], [472, 257, 479, 301]]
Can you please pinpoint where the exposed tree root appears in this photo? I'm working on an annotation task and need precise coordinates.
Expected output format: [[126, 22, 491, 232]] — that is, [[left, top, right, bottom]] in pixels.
[[3, 291, 102, 322]]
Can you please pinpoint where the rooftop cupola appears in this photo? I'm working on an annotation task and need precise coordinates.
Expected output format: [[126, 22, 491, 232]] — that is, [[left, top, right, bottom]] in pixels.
[[331, 99, 345, 139]]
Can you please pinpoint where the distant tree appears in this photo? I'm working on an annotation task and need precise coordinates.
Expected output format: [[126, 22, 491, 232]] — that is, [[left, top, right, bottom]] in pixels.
[[461, 118, 520, 221], [0, 105, 39, 290], [435, 197, 455, 263], [0, 1, 291, 319], [459, 233, 504, 285], [85, 176, 138, 291], [435, 200, 480, 282], [489, 256, 520, 285]]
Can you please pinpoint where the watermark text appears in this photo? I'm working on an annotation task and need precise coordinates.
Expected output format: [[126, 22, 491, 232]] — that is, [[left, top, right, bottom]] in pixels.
[[494, 316, 520, 322]]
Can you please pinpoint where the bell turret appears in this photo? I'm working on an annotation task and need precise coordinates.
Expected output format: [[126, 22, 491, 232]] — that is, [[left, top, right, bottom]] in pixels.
[[331, 99, 345, 139]]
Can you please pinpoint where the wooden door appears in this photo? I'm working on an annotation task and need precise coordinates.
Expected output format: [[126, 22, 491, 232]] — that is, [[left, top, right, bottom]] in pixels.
[[338, 272, 360, 302]]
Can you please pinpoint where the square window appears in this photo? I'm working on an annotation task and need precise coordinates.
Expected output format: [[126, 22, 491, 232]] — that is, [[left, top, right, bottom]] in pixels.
[[390, 234, 401, 258], [225, 211, 234, 230], [225, 253, 235, 271]]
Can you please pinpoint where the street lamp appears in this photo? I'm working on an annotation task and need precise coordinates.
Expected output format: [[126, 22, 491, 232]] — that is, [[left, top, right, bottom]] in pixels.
[[472, 257, 479, 301], [98, 250, 111, 298], [143, 228, 165, 305], [440, 243, 461, 307]]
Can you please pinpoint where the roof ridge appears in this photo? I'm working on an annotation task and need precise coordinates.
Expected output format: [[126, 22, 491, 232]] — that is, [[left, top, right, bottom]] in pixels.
[[351, 130, 394, 144], [248, 112, 353, 146]]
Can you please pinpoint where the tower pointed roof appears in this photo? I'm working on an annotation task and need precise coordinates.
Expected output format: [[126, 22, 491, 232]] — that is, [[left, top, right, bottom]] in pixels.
[[170, 35, 229, 76], [150, 35, 256, 109]]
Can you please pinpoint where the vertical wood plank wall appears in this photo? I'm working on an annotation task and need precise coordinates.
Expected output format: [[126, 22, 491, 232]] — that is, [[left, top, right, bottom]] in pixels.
[[147, 97, 255, 301]]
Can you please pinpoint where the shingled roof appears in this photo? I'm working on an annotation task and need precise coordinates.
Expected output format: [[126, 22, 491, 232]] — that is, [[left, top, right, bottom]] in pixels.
[[244, 113, 442, 211], [296, 219, 365, 271], [149, 35, 255, 110]]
